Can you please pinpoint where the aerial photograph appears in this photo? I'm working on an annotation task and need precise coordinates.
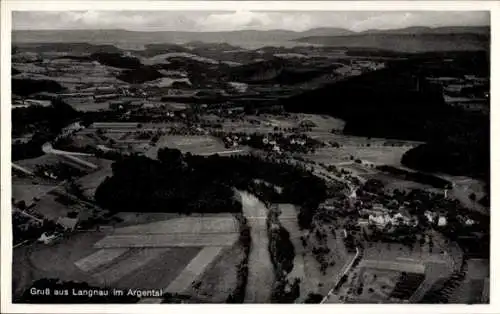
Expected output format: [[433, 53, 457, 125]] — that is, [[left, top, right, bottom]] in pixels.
[[10, 10, 490, 304]]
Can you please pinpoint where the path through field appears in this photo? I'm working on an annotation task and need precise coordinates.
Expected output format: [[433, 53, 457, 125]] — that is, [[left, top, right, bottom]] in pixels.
[[237, 191, 273, 303]]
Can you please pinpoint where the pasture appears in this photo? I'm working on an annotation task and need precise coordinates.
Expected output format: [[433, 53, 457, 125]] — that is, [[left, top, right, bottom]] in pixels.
[[12, 182, 59, 206], [296, 114, 345, 132], [76, 159, 113, 200], [165, 246, 225, 293], [114, 215, 239, 234], [353, 267, 401, 302], [94, 234, 239, 248], [64, 97, 110, 112], [113, 247, 200, 291], [145, 135, 229, 158], [307, 144, 413, 167]]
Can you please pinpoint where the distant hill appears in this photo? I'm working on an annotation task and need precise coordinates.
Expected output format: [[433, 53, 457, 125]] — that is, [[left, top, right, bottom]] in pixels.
[[360, 26, 490, 35], [13, 26, 489, 51], [11, 28, 355, 49], [294, 26, 490, 52]]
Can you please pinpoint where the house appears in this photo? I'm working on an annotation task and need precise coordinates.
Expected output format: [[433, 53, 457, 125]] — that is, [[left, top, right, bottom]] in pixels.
[[38, 232, 59, 244], [425, 210, 436, 224], [57, 217, 79, 231], [438, 216, 447, 227], [369, 214, 392, 228]]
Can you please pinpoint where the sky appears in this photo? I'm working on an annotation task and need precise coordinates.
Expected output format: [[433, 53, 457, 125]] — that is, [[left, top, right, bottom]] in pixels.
[[12, 11, 490, 32]]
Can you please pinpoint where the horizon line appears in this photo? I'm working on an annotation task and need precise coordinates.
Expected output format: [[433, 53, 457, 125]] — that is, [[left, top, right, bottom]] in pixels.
[[11, 24, 490, 34]]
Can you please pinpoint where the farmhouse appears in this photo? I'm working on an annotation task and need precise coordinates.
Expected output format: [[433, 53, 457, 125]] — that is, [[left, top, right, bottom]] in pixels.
[[38, 232, 59, 244], [57, 217, 79, 231]]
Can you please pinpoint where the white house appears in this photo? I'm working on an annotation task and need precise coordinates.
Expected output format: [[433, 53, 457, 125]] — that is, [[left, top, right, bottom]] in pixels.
[[38, 232, 59, 244], [438, 216, 448, 227]]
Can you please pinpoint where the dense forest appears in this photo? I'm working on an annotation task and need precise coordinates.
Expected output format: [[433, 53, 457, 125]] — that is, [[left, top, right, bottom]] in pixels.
[[89, 52, 142, 69], [117, 65, 163, 84], [12, 78, 64, 96], [95, 149, 329, 216]]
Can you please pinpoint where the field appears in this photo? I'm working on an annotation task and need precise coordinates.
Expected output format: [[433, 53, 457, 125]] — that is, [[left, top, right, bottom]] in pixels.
[[145, 135, 232, 159], [351, 267, 401, 302], [360, 172, 440, 192], [307, 144, 414, 167], [64, 96, 110, 112], [113, 215, 239, 234], [75, 248, 129, 272], [29, 189, 88, 220], [112, 247, 200, 291], [94, 234, 239, 248], [14, 211, 246, 302], [12, 231, 111, 298], [76, 159, 113, 199], [185, 244, 244, 302], [165, 246, 225, 293], [12, 180, 59, 205], [296, 114, 346, 131]]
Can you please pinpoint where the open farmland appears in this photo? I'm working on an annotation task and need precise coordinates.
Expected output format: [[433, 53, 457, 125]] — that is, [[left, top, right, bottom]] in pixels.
[[12, 231, 111, 299], [112, 247, 200, 291], [360, 172, 442, 192], [75, 248, 129, 272], [185, 244, 244, 302], [296, 114, 346, 131], [350, 267, 401, 302], [76, 159, 113, 199], [12, 180, 59, 206], [92, 248, 171, 285], [64, 97, 110, 112], [306, 143, 416, 167], [165, 246, 225, 294], [114, 215, 239, 234], [29, 190, 87, 220], [145, 135, 236, 158], [94, 233, 239, 248]]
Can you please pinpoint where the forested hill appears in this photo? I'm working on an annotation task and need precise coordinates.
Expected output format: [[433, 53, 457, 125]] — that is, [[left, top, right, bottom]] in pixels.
[[281, 52, 489, 181], [281, 60, 448, 141]]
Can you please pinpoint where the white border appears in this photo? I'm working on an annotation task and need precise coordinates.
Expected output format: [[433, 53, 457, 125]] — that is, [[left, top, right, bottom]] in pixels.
[[1, 1, 498, 313]]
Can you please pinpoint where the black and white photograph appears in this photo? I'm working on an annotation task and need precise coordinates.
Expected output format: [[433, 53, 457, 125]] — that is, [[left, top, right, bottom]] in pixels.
[[1, 1, 495, 311]]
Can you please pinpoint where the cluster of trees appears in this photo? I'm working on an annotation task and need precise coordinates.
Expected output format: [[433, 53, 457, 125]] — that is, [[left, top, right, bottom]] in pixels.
[[89, 52, 142, 69], [95, 150, 241, 214], [34, 162, 87, 180], [117, 66, 163, 84], [12, 78, 64, 96]]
